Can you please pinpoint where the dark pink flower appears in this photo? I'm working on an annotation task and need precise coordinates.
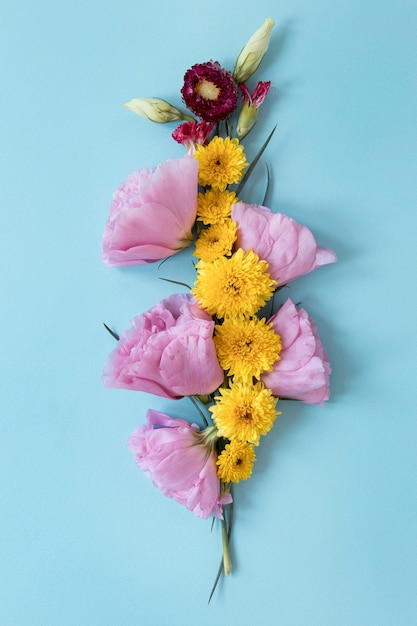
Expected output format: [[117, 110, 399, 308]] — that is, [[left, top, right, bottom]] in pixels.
[[102, 156, 198, 267], [240, 81, 271, 107], [236, 82, 271, 138], [128, 409, 231, 519], [172, 120, 215, 148], [103, 293, 224, 399], [232, 203, 337, 284], [181, 61, 239, 122], [262, 299, 331, 405]]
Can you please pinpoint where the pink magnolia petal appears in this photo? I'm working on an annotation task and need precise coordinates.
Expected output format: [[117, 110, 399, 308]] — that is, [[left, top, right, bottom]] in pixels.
[[232, 203, 337, 284], [128, 409, 229, 519], [159, 324, 223, 396], [103, 294, 223, 399], [102, 157, 198, 267], [262, 299, 331, 405]]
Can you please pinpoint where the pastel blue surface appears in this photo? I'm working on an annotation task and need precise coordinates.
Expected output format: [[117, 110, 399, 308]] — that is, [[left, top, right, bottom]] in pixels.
[[1, 1, 416, 624]]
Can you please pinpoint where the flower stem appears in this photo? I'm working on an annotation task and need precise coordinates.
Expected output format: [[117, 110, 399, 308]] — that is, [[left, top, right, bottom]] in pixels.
[[189, 395, 209, 427], [208, 492, 233, 603], [221, 516, 232, 576]]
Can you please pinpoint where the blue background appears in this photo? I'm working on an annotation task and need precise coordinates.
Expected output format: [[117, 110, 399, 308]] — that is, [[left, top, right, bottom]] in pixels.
[[1, 1, 416, 624]]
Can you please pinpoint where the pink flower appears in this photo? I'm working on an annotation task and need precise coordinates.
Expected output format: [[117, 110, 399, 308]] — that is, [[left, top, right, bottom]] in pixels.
[[261, 299, 331, 405], [103, 293, 223, 399], [172, 120, 215, 148], [240, 80, 271, 107], [236, 82, 271, 138], [231, 203, 337, 285], [102, 156, 198, 267], [128, 409, 231, 519]]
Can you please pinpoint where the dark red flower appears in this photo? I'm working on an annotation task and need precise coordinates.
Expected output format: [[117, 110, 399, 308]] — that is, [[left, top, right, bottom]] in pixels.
[[181, 61, 239, 122]]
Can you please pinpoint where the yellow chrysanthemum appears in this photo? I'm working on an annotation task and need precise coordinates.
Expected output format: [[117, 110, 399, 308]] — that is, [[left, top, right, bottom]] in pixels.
[[193, 221, 237, 262], [192, 248, 276, 318], [197, 189, 238, 225], [195, 136, 248, 191], [217, 439, 256, 483], [214, 317, 282, 382], [210, 380, 280, 445]]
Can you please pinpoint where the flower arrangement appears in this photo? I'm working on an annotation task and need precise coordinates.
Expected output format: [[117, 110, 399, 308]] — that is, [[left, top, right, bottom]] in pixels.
[[101, 18, 336, 600]]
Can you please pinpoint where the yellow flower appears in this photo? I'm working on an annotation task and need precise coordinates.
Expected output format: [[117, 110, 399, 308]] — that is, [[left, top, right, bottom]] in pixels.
[[210, 380, 280, 445], [217, 439, 256, 483], [195, 136, 248, 190], [193, 221, 237, 262], [197, 189, 238, 225], [214, 317, 282, 382], [192, 248, 276, 318]]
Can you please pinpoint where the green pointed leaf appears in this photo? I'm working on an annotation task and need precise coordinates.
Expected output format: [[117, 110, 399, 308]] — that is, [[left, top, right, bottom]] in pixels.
[[158, 277, 191, 290], [262, 162, 271, 206], [189, 396, 209, 427], [103, 323, 119, 341], [236, 124, 277, 196]]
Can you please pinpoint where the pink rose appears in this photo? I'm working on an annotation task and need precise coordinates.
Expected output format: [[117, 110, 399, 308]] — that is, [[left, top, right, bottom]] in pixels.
[[261, 299, 331, 405], [128, 409, 231, 519], [103, 293, 223, 399], [102, 156, 198, 267], [231, 203, 337, 284]]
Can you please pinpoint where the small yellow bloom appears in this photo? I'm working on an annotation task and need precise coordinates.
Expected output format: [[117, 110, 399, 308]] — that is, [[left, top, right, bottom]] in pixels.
[[214, 317, 282, 382], [217, 439, 256, 483], [197, 189, 238, 225], [192, 248, 276, 318], [210, 380, 280, 445], [193, 221, 237, 262], [195, 136, 248, 191]]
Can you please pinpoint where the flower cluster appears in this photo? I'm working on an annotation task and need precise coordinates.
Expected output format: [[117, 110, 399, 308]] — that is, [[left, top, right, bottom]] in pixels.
[[102, 18, 336, 598]]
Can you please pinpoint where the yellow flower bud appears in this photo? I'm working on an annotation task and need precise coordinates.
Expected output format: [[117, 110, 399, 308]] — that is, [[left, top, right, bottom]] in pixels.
[[233, 18, 275, 84], [124, 98, 193, 123]]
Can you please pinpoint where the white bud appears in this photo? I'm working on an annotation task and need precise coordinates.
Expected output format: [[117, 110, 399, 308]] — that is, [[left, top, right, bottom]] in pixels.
[[124, 98, 192, 123], [233, 18, 275, 84]]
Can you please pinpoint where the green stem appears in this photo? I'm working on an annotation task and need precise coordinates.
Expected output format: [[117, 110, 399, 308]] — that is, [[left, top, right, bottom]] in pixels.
[[221, 516, 232, 576], [188, 396, 209, 427]]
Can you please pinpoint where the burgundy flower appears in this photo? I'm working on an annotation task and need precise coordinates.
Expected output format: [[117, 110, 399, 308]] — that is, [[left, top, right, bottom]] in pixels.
[[181, 61, 239, 122]]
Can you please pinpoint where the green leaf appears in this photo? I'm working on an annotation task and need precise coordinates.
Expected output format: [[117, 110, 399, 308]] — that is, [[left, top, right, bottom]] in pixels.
[[158, 277, 191, 290], [236, 124, 277, 196], [103, 323, 119, 341], [189, 396, 209, 427], [262, 162, 271, 206]]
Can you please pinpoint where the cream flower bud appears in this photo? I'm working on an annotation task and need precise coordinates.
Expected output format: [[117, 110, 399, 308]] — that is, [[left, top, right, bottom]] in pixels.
[[236, 81, 271, 138], [124, 98, 193, 123], [233, 18, 275, 84], [236, 103, 259, 139]]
